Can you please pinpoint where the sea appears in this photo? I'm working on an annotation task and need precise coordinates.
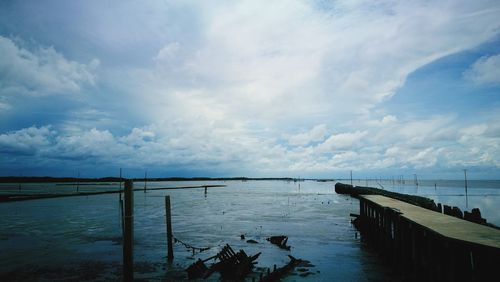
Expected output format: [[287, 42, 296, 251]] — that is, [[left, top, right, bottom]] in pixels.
[[0, 179, 499, 281]]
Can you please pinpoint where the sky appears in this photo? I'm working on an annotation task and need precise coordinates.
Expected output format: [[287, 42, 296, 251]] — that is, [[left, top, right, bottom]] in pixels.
[[1, 0, 500, 179]]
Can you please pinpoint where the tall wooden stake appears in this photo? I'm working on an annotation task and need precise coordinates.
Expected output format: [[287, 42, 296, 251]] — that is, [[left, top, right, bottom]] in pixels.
[[119, 168, 122, 201], [120, 199, 124, 237], [464, 169, 468, 208], [123, 180, 134, 281], [77, 171, 80, 192], [165, 195, 174, 262]]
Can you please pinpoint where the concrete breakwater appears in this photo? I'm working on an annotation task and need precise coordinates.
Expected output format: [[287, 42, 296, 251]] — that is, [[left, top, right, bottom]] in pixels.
[[336, 183, 500, 281]]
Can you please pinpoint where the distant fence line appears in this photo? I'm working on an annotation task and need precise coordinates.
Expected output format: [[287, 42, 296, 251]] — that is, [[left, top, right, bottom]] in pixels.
[[0, 184, 226, 203]]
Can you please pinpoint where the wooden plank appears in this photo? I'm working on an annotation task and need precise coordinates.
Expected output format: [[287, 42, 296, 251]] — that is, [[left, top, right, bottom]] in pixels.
[[360, 195, 500, 249]]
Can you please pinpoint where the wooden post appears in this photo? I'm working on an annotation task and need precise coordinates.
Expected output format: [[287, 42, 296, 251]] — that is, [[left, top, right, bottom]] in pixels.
[[119, 168, 123, 200], [123, 180, 134, 281], [120, 199, 125, 236], [464, 169, 468, 208], [165, 195, 174, 261], [204, 186, 207, 197]]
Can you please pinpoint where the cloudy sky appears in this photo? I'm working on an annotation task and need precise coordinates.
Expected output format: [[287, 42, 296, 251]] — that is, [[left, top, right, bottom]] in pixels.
[[1, 0, 500, 179]]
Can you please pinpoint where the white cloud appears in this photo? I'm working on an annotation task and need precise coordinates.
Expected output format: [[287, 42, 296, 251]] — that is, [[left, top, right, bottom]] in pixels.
[[464, 54, 500, 85], [381, 115, 398, 125], [54, 129, 123, 159], [407, 147, 439, 168], [288, 124, 327, 146], [1, 1, 500, 177], [317, 131, 367, 152], [1, 111, 500, 175], [460, 124, 488, 138], [121, 128, 156, 146], [155, 42, 181, 62], [109, 0, 500, 134], [0, 101, 11, 111], [0, 36, 99, 97], [0, 126, 54, 155]]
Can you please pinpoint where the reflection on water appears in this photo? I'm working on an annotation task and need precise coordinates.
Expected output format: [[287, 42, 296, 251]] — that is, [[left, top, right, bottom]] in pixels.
[[0, 180, 393, 281]]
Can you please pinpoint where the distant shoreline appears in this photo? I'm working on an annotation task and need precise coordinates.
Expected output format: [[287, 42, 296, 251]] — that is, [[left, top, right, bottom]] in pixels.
[[1, 176, 498, 183], [0, 176, 333, 183]]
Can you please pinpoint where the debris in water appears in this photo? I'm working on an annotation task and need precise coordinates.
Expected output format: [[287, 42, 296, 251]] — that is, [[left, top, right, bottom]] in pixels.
[[266, 235, 291, 250], [259, 255, 309, 281], [186, 259, 209, 280], [185, 244, 260, 280]]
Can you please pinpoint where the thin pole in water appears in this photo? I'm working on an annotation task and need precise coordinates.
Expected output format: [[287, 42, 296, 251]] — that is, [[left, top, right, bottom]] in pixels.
[[119, 168, 122, 200], [120, 198, 124, 237], [165, 195, 174, 262], [350, 170, 353, 186], [464, 169, 468, 208], [144, 171, 147, 193], [123, 180, 134, 281]]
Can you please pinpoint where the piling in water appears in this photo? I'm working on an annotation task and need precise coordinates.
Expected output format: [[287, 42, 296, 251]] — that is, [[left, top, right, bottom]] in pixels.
[[123, 180, 134, 281], [165, 195, 174, 261]]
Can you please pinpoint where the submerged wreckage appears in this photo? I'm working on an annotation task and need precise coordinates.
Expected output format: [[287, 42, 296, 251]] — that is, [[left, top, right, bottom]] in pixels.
[[266, 235, 290, 250], [186, 236, 313, 281], [186, 244, 260, 280]]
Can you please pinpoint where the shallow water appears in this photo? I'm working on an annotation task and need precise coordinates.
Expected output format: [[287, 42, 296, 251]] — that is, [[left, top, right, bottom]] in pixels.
[[0, 180, 394, 281]]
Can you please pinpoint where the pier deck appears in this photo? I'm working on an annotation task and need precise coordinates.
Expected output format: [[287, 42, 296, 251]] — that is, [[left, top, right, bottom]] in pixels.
[[361, 195, 500, 249], [357, 194, 500, 281]]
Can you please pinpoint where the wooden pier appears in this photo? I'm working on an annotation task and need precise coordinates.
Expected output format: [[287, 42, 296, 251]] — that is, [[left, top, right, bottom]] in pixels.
[[357, 195, 500, 281]]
